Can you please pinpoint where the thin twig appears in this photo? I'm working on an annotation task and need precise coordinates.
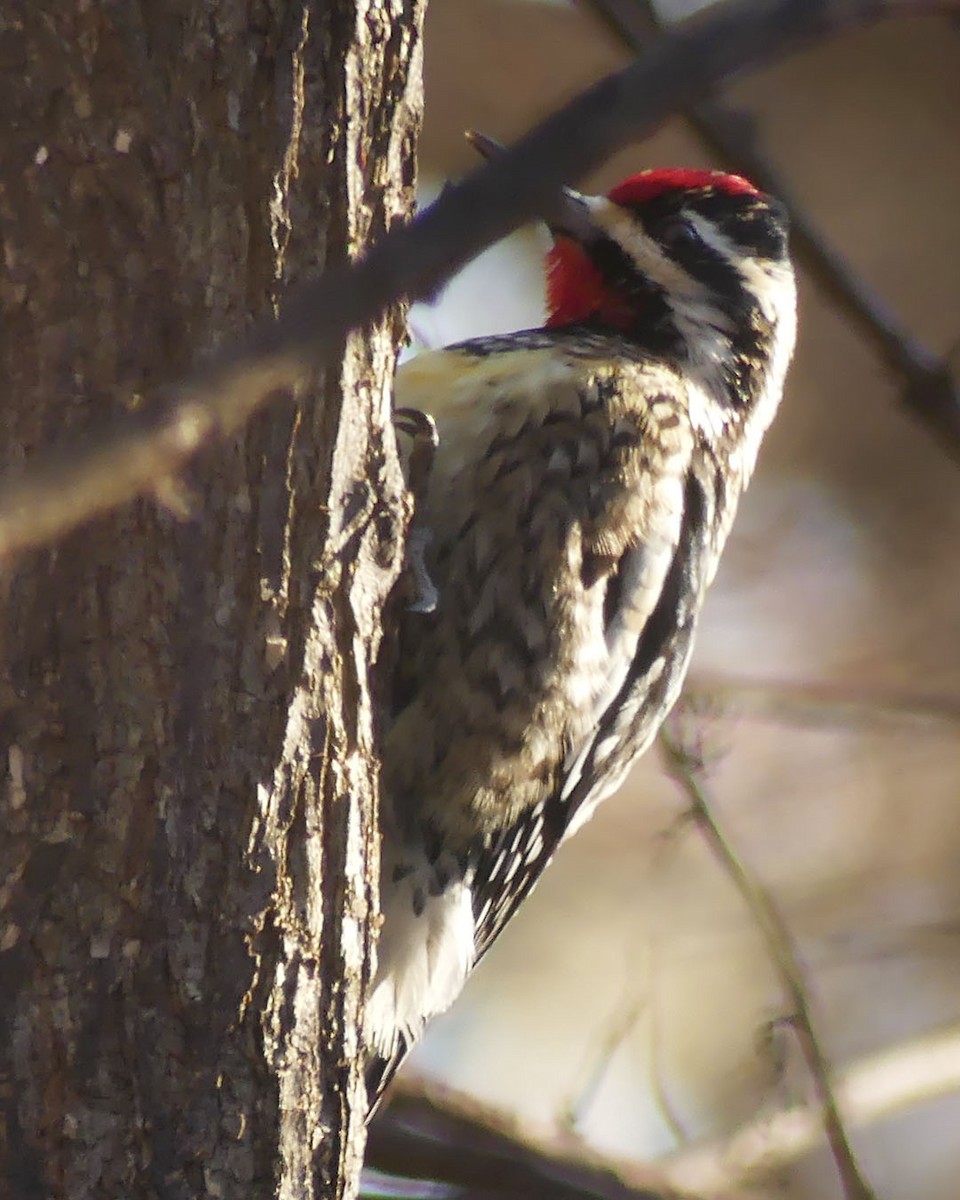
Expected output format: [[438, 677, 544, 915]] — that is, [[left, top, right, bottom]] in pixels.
[[683, 673, 960, 731], [1, 0, 958, 558], [647, 943, 692, 1149], [560, 995, 647, 1132], [664, 1021, 960, 1192], [579, 0, 960, 462], [659, 723, 876, 1200], [369, 1019, 960, 1199]]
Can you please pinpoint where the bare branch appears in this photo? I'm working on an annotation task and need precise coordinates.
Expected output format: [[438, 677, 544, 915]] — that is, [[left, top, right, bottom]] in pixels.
[[1, 0, 958, 558], [368, 1020, 960, 1199], [647, 947, 694, 1149], [684, 673, 960, 731], [368, 1079, 761, 1200], [665, 1022, 960, 1192], [580, 0, 960, 461], [560, 995, 647, 1132], [659, 723, 876, 1200]]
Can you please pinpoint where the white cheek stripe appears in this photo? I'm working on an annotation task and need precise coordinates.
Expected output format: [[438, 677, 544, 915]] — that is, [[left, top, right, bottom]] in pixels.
[[587, 195, 792, 329], [582, 193, 798, 480], [585, 196, 709, 303]]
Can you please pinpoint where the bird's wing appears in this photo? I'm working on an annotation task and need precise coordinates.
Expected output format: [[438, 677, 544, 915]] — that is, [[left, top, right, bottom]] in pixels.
[[470, 470, 715, 960]]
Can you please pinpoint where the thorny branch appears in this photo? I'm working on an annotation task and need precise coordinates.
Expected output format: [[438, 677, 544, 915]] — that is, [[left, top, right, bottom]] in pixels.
[[658, 722, 876, 1200], [1, 0, 959, 558], [579, 0, 960, 461]]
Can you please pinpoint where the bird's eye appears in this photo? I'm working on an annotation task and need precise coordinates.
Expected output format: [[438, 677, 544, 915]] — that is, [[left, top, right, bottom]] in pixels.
[[657, 217, 701, 252]]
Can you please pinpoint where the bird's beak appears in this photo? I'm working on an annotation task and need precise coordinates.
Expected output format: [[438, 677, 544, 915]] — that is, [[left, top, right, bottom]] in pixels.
[[464, 130, 600, 246], [545, 187, 599, 246]]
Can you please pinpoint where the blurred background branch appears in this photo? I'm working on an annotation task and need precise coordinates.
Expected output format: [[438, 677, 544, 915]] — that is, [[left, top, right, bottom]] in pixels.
[[665, 1021, 960, 1192], [579, 0, 960, 460], [0, 0, 958, 559], [685, 674, 960, 732], [369, 1021, 960, 1198], [660, 721, 874, 1200], [368, 1078, 759, 1200], [384, 4, 960, 1199]]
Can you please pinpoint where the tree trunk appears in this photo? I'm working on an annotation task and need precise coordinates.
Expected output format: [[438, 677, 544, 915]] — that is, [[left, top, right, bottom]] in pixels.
[[0, 2, 423, 1196]]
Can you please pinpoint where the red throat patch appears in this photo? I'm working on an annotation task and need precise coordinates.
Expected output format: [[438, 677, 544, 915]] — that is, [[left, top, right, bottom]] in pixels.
[[545, 168, 761, 328], [545, 237, 637, 330]]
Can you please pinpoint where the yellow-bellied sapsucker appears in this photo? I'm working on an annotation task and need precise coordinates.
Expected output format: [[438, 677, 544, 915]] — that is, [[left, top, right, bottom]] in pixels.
[[365, 167, 797, 1108]]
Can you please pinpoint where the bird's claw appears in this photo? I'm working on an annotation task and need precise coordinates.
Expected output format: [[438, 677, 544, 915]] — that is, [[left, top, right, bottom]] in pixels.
[[394, 406, 440, 614]]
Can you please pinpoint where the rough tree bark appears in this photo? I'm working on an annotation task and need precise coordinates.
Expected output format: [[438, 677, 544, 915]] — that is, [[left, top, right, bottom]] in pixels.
[[0, 2, 423, 1197]]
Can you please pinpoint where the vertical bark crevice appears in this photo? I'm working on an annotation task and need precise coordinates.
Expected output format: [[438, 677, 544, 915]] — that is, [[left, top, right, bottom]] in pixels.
[[0, 2, 425, 1196]]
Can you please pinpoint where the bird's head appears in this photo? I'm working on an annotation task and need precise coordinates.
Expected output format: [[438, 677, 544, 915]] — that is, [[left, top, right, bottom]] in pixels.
[[546, 168, 794, 360], [543, 167, 797, 467], [465, 134, 797, 470]]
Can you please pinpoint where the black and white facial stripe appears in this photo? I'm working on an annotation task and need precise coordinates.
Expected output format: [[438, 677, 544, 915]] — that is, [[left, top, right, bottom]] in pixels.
[[574, 187, 792, 408]]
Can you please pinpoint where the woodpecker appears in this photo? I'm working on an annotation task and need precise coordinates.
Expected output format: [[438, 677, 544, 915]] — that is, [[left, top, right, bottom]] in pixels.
[[366, 165, 796, 1108]]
